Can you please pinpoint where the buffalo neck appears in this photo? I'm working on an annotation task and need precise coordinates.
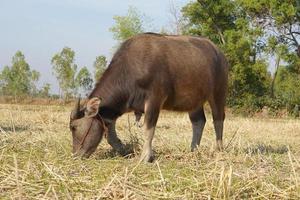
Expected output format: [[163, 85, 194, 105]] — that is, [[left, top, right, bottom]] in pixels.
[[89, 59, 131, 121]]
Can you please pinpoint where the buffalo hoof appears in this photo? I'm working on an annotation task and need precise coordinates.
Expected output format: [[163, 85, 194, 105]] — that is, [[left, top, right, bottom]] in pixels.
[[216, 140, 224, 151], [140, 151, 154, 163], [191, 144, 199, 152], [119, 144, 135, 157]]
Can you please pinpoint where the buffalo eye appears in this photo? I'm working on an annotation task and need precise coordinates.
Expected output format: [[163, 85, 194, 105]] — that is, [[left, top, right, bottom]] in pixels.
[[70, 124, 76, 131]]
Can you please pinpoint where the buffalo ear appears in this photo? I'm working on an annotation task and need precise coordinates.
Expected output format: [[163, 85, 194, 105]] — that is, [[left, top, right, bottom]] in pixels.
[[85, 97, 101, 116]]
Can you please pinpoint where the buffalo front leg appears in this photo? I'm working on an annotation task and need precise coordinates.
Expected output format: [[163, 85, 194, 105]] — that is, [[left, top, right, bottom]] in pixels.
[[107, 121, 125, 155], [140, 100, 160, 163], [189, 107, 206, 152]]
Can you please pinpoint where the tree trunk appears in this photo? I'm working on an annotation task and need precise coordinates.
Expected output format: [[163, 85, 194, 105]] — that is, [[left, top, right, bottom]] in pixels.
[[270, 55, 281, 98]]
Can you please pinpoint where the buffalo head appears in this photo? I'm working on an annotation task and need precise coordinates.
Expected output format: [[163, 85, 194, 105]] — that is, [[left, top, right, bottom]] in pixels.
[[69, 97, 106, 158]]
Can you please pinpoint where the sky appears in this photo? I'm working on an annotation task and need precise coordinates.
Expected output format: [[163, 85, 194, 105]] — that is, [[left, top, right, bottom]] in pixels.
[[0, 0, 190, 93]]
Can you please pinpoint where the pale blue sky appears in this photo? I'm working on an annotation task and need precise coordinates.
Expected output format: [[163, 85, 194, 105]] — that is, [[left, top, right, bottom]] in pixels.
[[0, 0, 190, 93]]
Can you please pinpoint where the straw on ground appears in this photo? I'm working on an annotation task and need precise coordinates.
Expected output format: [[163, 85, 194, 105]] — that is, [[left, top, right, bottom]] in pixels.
[[0, 104, 299, 199]]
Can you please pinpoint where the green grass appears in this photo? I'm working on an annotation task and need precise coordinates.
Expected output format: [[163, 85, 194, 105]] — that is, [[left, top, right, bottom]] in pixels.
[[0, 104, 300, 199]]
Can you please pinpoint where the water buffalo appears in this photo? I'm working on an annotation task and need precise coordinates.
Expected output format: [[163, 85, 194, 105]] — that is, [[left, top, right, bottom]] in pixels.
[[70, 33, 228, 162]]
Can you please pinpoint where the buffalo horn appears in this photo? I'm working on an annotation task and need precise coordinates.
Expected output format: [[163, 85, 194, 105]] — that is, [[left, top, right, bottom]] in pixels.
[[70, 98, 81, 120]]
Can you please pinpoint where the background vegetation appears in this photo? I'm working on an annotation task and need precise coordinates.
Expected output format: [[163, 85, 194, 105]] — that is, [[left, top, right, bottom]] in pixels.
[[0, 0, 300, 116]]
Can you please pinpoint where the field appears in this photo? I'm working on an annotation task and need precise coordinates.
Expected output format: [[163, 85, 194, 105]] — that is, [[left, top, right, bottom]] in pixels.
[[0, 104, 300, 199]]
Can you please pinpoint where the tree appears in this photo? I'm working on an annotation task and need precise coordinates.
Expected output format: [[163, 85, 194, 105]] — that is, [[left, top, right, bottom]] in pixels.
[[75, 67, 93, 96], [51, 47, 77, 99], [0, 51, 40, 97], [166, 1, 185, 34], [182, 0, 236, 44], [239, 0, 300, 57], [237, 0, 300, 110], [110, 6, 144, 42], [38, 83, 51, 98], [265, 36, 289, 98], [52, 47, 95, 99], [274, 66, 300, 111], [93, 55, 107, 81], [182, 0, 271, 110]]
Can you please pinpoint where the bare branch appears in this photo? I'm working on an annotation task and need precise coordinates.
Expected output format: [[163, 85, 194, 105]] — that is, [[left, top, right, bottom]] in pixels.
[[281, 35, 296, 43], [291, 31, 300, 35], [288, 23, 299, 46], [168, 0, 183, 34]]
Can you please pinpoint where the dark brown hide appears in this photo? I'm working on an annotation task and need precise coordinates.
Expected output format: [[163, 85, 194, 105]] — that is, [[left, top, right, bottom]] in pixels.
[[91, 33, 228, 114], [71, 33, 229, 161]]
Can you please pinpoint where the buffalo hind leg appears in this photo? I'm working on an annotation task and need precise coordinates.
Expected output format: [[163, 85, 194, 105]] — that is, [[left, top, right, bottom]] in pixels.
[[140, 100, 160, 163], [189, 107, 206, 151], [209, 99, 225, 151], [107, 121, 126, 155]]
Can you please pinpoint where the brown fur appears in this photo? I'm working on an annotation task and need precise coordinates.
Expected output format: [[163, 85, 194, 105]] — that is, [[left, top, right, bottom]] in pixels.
[[70, 33, 228, 160], [90, 33, 227, 118]]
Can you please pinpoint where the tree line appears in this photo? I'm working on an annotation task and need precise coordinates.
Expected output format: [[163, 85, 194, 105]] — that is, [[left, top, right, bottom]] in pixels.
[[0, 0, 300, 115], [0, 49, 107, 100], [108, 1, 300, 115], [180, 0, 300, 114]]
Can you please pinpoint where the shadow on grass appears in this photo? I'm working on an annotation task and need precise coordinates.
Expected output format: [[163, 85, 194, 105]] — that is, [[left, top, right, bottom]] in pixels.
[[0, 125, 30, 133], [94, 135, 141, 160], [245, 143, 289, 155]]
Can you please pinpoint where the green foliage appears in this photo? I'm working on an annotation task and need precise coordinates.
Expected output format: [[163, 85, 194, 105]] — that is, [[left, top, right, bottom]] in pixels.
[[93, 55, 107, 81], [51, 47, 93, 99], [38, 83, 51, 98], [110, 7, 144, 42], [258, 0, 300, 110], [182, 0, 236, 44], [76, 67, 93, 96], [275, 66, 300, 111], [239, 0, 300, 53], [0, 51, 40, 97], [182, 0, 270, 110], [181, 0, 300, 114], [51, 47, 78, 98], [285, 53, 300, 74]]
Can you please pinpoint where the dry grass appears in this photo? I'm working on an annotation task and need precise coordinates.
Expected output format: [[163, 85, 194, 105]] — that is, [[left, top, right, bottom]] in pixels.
[[0, 104, 300, 199]]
